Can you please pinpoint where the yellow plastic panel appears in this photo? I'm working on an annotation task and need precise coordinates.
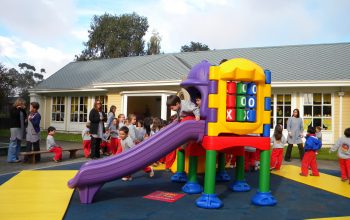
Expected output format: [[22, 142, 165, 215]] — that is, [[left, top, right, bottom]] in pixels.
[[272, 165, 350, 198], [207, 58, 270, 136], [0, 170, 77, 220]]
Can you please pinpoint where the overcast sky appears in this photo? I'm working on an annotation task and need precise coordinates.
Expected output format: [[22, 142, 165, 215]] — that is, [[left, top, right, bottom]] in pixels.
[[0, 0, 349, 78]]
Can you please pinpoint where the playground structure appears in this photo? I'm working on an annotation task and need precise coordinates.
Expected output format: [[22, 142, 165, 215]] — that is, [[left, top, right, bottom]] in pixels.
[[68, 58, 276, 208]]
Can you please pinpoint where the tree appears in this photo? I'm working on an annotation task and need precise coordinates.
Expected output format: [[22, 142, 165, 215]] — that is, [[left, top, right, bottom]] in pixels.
[[0, 64, 17, 106], [17, 63, 44, 103], [0, 62, 44, 109], [76, 12, 149, 61], [147, 31, 161, 55], [180, 41, 210, 52]]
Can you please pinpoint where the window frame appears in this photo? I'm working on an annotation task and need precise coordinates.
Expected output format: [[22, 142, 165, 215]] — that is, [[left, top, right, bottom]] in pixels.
[[51, 96, 65, 122], [70, 96, 88, 123], [302, 93, 333, 131], [270, 93, 292, 129]]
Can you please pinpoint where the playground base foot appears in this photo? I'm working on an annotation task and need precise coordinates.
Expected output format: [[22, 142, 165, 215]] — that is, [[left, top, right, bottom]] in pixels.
[[196, 193, 223, 209], [251, 191, 277, 206], [215, 171, 231, 182], [230, 180, 251, 192], [182, 182, 203, 194], [171, 172, 187, 183], [78, 184, 103, 204]]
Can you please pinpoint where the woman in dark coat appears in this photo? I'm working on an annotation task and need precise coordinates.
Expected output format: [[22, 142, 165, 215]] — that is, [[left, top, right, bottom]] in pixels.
[[7, 98, 27, 163], [89, 100, 107, 159]]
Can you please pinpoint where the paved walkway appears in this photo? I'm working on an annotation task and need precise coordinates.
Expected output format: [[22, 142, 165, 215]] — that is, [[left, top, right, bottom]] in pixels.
[[0, 138, 89, 175], [0, 136, 340, 175]]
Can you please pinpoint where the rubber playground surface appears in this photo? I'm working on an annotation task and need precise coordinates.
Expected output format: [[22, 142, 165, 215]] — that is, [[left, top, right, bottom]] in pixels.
[[0, 161, 349, 220]]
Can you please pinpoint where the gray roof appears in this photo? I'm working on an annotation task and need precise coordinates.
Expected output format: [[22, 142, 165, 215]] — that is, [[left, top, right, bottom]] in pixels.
[[36, 42, 350, 90]]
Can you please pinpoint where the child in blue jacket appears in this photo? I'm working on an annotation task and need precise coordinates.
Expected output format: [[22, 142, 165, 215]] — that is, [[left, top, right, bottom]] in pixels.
[[300, 126, 322, 176]]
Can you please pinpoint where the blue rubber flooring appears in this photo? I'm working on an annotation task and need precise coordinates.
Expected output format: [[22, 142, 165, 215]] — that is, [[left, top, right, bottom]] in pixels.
[[0, 163, 349, 220]]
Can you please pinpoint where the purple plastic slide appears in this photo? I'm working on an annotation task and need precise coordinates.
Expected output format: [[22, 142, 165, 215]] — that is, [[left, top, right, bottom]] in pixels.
[[68, 120, 205, 204]]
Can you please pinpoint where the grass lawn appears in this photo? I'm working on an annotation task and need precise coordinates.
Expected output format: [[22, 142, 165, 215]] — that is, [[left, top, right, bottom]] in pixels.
[[0, 129, 81, 143], [288, 146, 338, 161]]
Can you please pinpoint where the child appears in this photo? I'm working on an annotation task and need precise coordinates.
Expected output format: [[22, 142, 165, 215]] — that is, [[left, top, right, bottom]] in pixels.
[[316, 126, 322, 142], [150, 117, 163, 136], [244, 146, 257, 172], [100, 130, 111, 156], [46, 126, 63, 162], [126, 114, 138, 143], [151, 117, 164, 166], [25, 102, 41, 162], [166, 95, 200, 121], [109, 118, 121, 155], [195, 94, 202, 108], [81, 122, 91, 158], [135, 120, 146, 142], [119, 126, 154, 181], [329, 127, 350, 182], [270, 124, 286, 171], [315, 126, 322, 155], [300, 126, 322, 176], [117, 114, 126, 129]]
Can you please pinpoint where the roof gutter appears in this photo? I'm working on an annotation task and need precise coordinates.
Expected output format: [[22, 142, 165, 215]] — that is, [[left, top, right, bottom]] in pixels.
[[28, 88, 108, 94], [272, 80, 350, 87], [93, 80, 182, 88]]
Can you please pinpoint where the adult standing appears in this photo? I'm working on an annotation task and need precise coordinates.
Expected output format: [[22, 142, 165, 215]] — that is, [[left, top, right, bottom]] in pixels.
[[284, 108, 304, 161], [7, 98, 27, 163], [106, 105, 117, 128], [89, 100, 107, 159]]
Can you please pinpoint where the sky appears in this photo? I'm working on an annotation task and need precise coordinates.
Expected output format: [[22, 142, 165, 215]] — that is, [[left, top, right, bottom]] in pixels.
[[0, 0, 349, 78]]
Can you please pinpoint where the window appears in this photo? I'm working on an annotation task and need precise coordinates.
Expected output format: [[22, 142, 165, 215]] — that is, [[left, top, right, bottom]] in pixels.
[[303, 93, 332, 130], [271, 94, 291, 129], [95, 95, 108, 113], [52, 97, 65, 122], [70, 97, 88, 122]]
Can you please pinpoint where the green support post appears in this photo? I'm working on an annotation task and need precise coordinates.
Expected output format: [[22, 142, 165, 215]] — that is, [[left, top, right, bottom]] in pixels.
[[188, 156, 198, 182], [177, 149, 185, 173], [204, 150, 217, 194], [218, 153, 226, 172], [235, 156, 245, 181], [258, 150, 271, 192]]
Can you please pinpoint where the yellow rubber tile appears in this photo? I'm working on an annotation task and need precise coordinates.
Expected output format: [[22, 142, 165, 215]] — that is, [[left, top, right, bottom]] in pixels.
[[272, 165, 350, 198], [307, 217, 350, 220], [152, 163, 166, 171], [0, 170, 77, 220]]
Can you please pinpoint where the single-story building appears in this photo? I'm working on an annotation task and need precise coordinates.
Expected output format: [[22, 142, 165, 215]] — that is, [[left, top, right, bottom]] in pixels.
[[29, 42, 350, 145]]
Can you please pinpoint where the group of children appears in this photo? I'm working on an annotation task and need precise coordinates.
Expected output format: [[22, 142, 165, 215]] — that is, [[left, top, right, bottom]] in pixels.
[[45, 94, 350, 184], [270, 123, 350, 183], [81, 112, 178, 180]]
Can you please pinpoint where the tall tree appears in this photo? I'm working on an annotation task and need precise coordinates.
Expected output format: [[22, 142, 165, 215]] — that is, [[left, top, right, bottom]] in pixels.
[[76, 12, 149, 61], [17, 63, 44, 103], [147, 31, 162, 55], [181, 41, 210, 52], [0, 64, 17, 106], [0, 62, 44, 108]]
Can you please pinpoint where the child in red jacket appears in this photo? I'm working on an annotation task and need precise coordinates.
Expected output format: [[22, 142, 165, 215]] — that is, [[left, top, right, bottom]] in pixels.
[[300, 126, 322, 176]]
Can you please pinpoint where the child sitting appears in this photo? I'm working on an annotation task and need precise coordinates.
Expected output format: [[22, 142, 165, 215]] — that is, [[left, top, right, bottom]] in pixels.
[[46, 126, 63, 162], [300, 126, 322, 176], [329, 127, 350, 182], [81, 122, 91, 158]]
